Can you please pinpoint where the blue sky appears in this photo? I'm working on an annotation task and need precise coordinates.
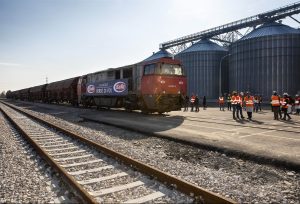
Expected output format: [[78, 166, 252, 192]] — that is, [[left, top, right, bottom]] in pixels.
[[0, 0, 299, 92]]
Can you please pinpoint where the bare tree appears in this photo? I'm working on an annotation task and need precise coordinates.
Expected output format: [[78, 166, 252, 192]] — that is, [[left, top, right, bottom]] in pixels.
[[6, 90, 12, 98], [0, 91, 6, 98]]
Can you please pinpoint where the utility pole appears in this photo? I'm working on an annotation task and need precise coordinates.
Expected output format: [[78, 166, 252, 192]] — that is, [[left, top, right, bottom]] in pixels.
[[46, 76, 48, 84]]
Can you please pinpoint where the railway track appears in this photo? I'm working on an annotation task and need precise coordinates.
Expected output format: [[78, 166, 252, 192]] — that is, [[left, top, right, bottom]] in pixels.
[[0, 101, 235, 203]]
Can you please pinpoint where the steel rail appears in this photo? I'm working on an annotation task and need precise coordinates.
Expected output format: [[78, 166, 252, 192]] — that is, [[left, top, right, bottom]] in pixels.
[[0, 101, 236, 204], [0, 104, 98, 204]]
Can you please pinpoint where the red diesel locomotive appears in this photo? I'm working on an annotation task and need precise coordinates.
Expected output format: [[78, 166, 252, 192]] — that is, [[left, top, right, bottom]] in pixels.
[[9, 54, 187, 113], [79, 57, 186, 113]]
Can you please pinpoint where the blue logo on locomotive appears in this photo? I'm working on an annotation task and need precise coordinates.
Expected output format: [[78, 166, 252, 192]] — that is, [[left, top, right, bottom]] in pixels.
[[87, 85, 96, 93], [113, 81, 126, 93]]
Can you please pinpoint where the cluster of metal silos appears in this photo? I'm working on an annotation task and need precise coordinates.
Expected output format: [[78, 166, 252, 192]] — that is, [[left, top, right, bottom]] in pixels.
[[175, 21, 300, 101]]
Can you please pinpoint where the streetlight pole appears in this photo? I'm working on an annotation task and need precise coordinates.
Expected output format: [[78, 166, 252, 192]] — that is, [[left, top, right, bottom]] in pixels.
[[219, 53, 231, 96]]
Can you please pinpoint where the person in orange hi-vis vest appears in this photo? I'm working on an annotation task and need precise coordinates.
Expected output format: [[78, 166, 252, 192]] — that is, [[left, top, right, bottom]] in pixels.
[[237, 92, 245, 119], [218, 95, 225, 111], [231, 91, 244, 119], [282, 93, 292, 120], [231, 91, 238, 119], [279, 95, 283, 119], [271, 91, 281, 120], [244, 92, 254, 120]]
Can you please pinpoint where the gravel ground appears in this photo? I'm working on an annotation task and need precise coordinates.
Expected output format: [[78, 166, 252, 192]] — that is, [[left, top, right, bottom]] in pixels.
[[10, 102, 300, 203], [0, 111, 80, 203]]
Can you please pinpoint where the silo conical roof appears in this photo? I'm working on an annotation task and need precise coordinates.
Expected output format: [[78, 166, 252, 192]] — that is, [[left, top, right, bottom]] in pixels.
[[178, 39, 227, 54], [142, 49, 173, 62], [240, 22, 300, 41]]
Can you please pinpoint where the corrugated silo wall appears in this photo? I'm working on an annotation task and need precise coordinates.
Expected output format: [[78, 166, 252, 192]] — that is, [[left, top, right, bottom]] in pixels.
[[175, 51, 228, 100], [229, 34, 300, 100]]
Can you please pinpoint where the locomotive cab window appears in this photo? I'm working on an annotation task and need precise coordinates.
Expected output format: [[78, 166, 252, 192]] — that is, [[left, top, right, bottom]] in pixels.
[[161, 64, 183, 75], [144, 64, 157, 75]]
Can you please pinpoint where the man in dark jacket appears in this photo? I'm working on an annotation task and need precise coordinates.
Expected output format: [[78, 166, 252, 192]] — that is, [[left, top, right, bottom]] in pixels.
[[183, 95, 189, 111], [195, 95, 199, 112], [227, 93, 232, 111]]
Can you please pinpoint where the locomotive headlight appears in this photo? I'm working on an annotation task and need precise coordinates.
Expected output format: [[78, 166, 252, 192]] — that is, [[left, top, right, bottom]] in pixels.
[[162, 91, 166, 94], [178, 91, 181, 94], [179, 81, 183, 85], [160, 80, 165, 84]]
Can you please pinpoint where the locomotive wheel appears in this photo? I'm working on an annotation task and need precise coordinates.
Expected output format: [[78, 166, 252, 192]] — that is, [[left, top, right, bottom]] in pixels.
[[138, 99, 149, 114], [141, 108, 149, 114], [124, 104, 133, 112]]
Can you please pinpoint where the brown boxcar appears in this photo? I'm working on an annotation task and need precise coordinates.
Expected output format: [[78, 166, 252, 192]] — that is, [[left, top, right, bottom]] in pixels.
[[45, 77, 79, 105], [29, 84, 47, 102], [19, 88, 30, 101]]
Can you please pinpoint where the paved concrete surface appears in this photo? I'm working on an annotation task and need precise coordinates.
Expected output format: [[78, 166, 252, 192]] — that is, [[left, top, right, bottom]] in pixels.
[[81, 107, 300, 170]]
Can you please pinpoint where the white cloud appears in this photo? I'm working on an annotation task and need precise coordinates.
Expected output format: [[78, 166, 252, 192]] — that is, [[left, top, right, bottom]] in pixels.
[[0, 62, 21, 67]]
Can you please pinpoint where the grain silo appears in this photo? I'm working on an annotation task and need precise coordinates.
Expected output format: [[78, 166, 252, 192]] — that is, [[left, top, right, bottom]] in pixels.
[[229, 22, 300, 99], [175, 39, 228, 99]]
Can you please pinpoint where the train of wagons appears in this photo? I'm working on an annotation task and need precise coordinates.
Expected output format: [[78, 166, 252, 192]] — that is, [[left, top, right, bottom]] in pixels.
[[7, 56, 187, 114]]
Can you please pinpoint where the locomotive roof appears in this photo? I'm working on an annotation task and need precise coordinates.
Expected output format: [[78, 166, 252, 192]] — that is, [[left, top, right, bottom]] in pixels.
[[142, 57, 181, 65], [142, 49, 173, 62], [87, 64, 136, 75]]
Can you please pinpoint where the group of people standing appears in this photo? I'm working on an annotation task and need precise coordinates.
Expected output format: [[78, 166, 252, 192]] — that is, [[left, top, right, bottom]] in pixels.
[[219, 93, 262, 112], [218, 92, 262, 120], [227, 91, 257, 120], [183, 91, 300, 121], [183, 94, 207, 112], [271, 92, 300, 120]]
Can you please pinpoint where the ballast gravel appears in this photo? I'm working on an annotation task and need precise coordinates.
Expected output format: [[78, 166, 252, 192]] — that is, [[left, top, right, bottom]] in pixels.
[[0, 112, 80, 203], [1, 104, 193, 203], [9, 102, 300, 203]]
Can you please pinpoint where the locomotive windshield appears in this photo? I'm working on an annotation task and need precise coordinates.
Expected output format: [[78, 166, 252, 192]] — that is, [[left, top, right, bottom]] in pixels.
[[161, 64, 183, 75], [144, 63, 183, 76]]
